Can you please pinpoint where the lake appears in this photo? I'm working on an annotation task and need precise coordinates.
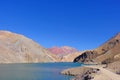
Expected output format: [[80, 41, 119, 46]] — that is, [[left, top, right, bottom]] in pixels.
[[0, 62, 82, 80]]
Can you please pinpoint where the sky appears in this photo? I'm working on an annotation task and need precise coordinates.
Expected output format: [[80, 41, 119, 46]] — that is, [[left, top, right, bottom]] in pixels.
[[0, 0, 120, 50]]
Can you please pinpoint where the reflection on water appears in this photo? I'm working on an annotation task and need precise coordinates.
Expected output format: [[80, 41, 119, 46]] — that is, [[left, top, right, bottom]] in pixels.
[[0, 62, 81, 80]]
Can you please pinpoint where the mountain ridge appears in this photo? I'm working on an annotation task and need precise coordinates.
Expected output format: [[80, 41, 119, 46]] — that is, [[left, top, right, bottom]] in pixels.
[[47, 46, 78, 58], [74, 32, 120, 64], [0, 30, 58, 63]]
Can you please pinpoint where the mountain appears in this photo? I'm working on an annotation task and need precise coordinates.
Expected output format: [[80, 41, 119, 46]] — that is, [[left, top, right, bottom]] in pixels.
[[47, 46, 78, 57], [63, 33, 120, 80], [0, 31, 58, 63], [74, 32, 120, 64], [61, 51, 85, 62]]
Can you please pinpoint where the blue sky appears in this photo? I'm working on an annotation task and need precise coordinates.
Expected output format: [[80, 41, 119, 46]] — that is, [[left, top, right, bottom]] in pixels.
[[0, 0, 120, 50]]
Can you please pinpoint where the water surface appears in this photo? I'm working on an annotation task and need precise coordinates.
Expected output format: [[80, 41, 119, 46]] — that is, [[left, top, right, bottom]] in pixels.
[[0, 62, 82, 80]]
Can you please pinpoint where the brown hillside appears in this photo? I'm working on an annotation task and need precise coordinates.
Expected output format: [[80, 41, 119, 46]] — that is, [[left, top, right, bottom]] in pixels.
[[74, 33, 120, 64], [0, 31, 58, 63]]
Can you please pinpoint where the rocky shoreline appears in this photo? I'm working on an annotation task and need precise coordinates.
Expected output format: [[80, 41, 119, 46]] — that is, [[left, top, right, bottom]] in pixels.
[[61, 64, 120, 80], [61, 65, 100, 80]]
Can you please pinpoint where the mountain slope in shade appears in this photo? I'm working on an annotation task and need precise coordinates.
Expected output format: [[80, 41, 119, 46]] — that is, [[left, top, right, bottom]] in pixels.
[[61, 51, 85, 62], [47, 46, 78, 57], [74, 32, 120, 64], [0, 31, 58, 63]]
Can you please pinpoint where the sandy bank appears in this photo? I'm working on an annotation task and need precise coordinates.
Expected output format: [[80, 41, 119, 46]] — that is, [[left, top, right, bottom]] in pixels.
[[86, 65, 120, 80], [61, 65, 120, 80]]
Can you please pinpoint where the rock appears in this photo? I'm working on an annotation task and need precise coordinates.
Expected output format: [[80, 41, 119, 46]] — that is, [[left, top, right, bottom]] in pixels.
[[61, 66, 100, 80], [73, 50, 98, 63], [61, 67, 93, 76]]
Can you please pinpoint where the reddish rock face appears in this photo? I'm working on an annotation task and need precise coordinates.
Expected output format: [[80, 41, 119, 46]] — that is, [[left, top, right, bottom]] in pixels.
[[47, 46, 78, 56]]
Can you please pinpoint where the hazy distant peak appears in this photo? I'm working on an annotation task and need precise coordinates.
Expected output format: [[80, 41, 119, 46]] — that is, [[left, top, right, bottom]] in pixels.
[[61, 46, 76, 50], [50, 46, 77, 50], [47, 46, 78, 55]]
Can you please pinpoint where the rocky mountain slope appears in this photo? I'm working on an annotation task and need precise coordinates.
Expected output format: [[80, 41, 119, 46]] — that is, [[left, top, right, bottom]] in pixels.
[[74, 33, 120, 64], [62, 33, 120, 80], [48, 46, 77, 54], [47, 46, 83, 62], [47, 46, 77, 57], [61, 51, 84, 62], [0, 31, 58, 63]]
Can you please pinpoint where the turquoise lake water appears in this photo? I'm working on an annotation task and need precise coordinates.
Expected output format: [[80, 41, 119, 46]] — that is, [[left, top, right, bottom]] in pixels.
[[0, 62, 82, 80]]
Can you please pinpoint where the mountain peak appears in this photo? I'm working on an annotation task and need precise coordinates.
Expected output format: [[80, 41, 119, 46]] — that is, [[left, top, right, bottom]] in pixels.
[[47, 46, 78, 56], [61, 46, 76, 49], [114, 32, 120, 39], [0, 30, 57, 63], [0, 30, 12, 33], [0, 30, 12, 35]]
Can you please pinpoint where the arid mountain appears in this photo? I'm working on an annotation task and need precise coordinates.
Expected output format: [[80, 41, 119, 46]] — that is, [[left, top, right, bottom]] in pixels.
[[47, 46, 78, 57], [94, 33, 120, 63], [61, 51, 85, 62], [62, 33, 120, 80], [74, 33, 120, 64], [0, 31, 58, 63]]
